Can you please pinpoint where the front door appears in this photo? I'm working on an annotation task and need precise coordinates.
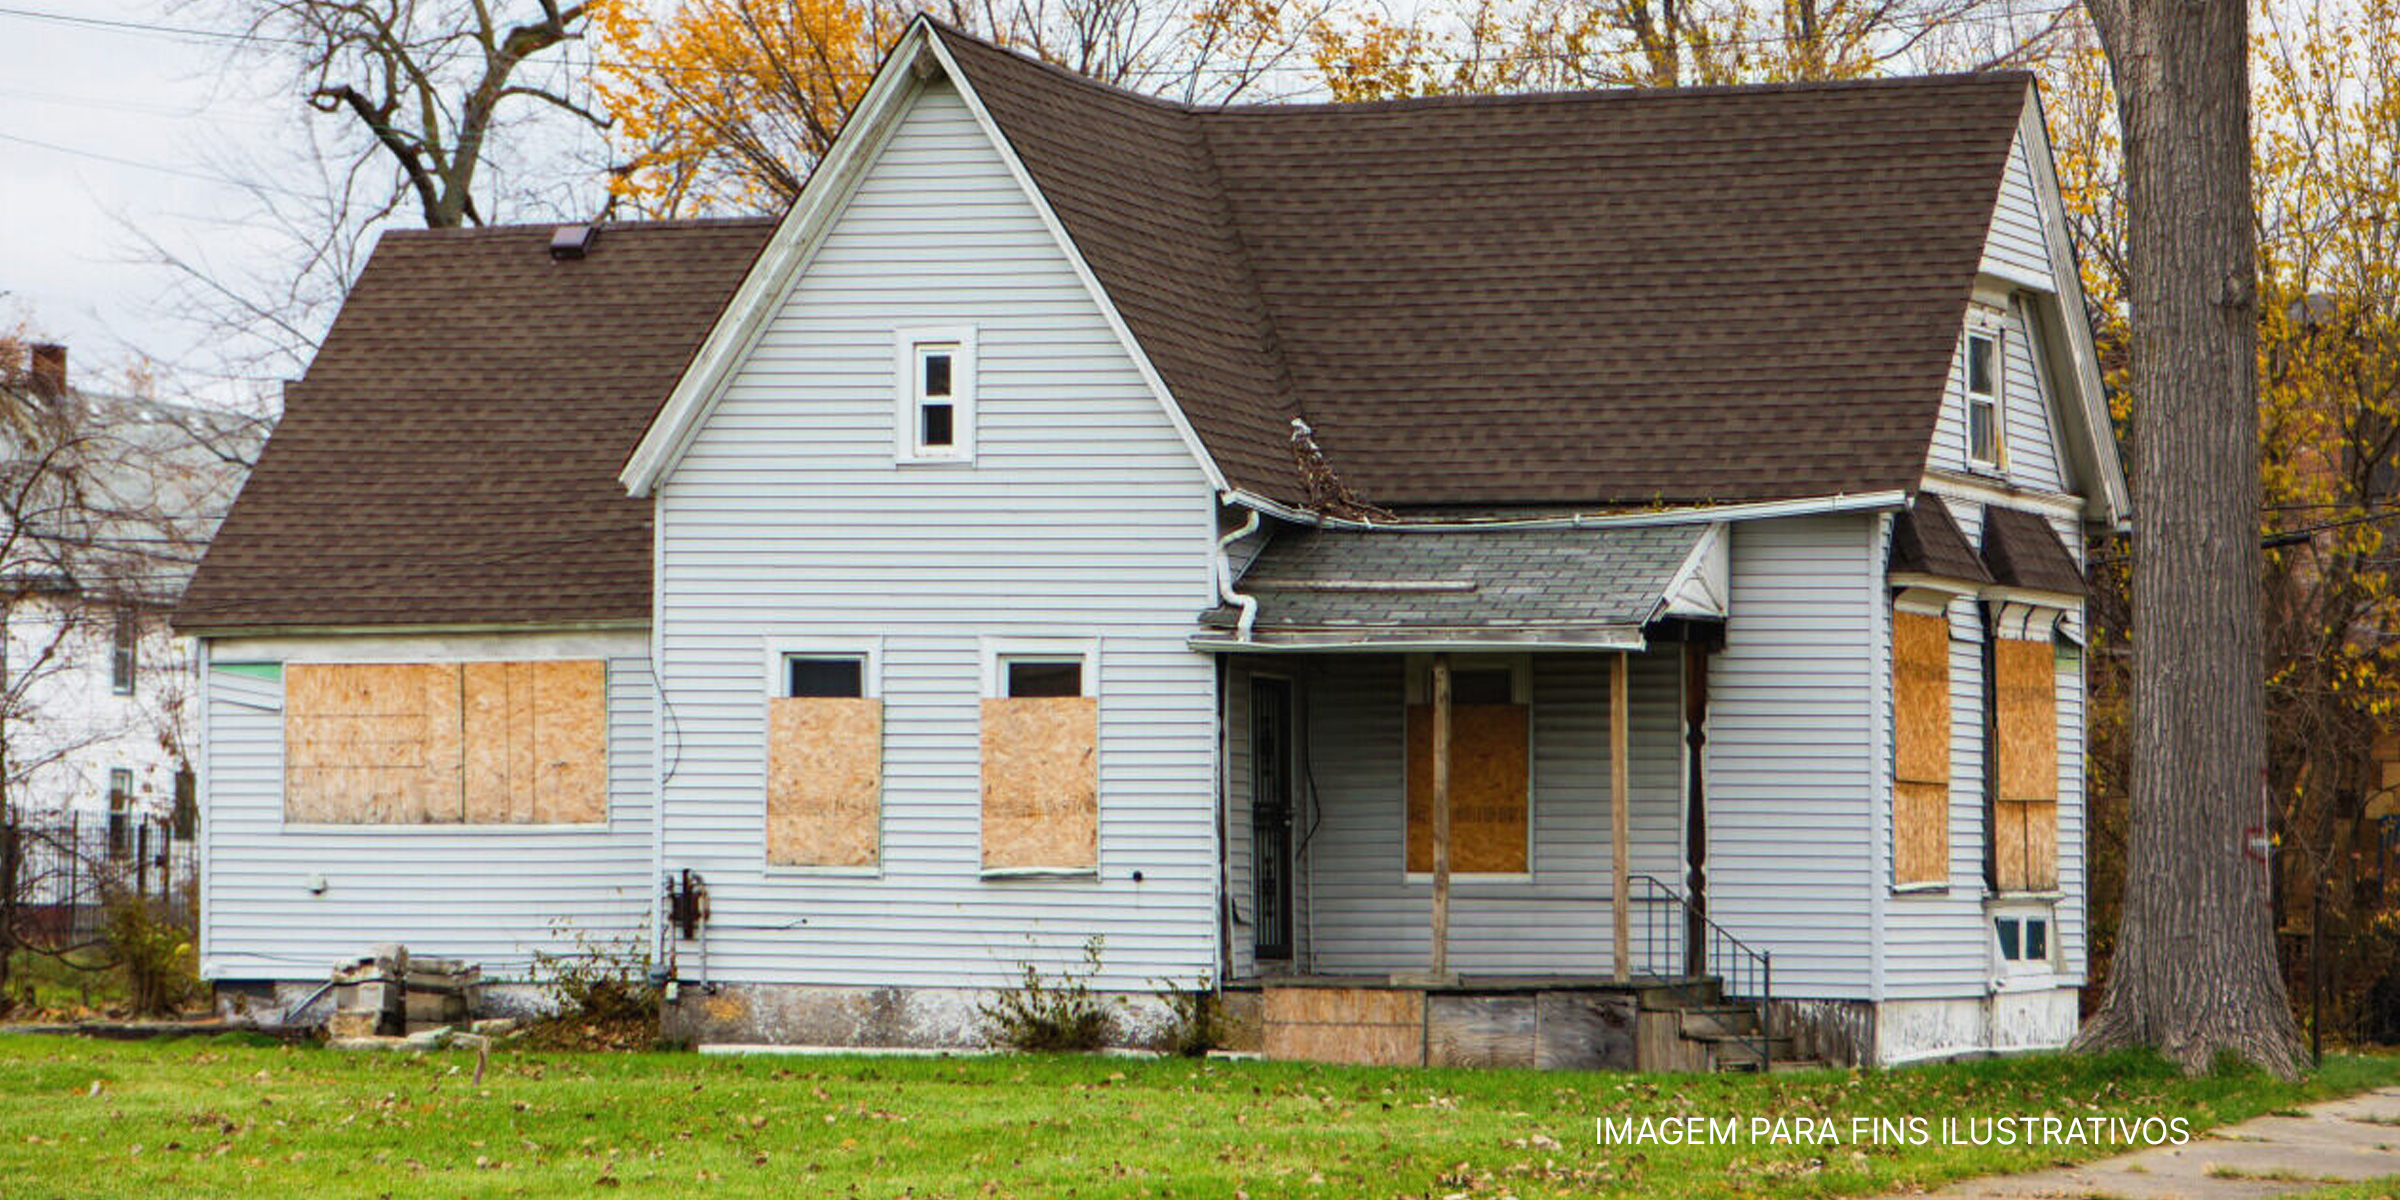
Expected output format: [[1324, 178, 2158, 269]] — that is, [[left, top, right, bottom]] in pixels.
[[1251, 676, 1295, 963]]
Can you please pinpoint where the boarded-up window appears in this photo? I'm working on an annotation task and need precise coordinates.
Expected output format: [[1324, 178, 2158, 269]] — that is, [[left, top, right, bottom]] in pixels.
[[980, 696, 1099, 871], [284, 661, 606, 825], [1405, 703, 1531, 875], [768, 655, 881, 867], [1993, 636, 2059, 891], [1892, 608, 1952, 886], [462, 661, 609, 824], [286, 664, 466, 824]]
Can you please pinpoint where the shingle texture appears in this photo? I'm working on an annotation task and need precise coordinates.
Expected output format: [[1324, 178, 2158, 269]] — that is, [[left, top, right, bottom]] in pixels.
[[1888, 493, 1991, 584], [174, 219, 774, 631], [937, 25, 2030, 507], [1979, 505, 2085, 596], [1202, 524, 1707, 639]]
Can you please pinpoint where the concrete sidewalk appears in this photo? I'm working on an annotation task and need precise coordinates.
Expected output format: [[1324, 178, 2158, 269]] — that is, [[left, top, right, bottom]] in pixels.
[[1899, 1087, 2400, 1199]]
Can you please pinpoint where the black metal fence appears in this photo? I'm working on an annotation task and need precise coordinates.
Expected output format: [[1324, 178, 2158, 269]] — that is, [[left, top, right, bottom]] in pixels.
[[3, 813, 196, 950]]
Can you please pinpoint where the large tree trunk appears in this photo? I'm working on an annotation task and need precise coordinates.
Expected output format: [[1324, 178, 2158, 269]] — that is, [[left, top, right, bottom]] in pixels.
[[2074, 0, 2304, 1077]]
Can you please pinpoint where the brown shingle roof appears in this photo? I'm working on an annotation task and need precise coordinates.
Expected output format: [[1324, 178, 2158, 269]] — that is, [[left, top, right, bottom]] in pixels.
[[935, 24, 2031, 507], [1888, 493, 1991, 584], [174, 219, 774, 631], [1979, 505, 2085, 597]]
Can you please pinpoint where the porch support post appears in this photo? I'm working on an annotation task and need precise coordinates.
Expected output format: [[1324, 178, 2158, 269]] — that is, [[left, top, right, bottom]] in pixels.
[[1429, 653, 1453, 980], [1611, 651, 1632, 982]]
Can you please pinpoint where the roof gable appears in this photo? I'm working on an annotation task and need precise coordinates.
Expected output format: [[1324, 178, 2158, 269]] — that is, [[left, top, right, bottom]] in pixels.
[[626, 21, 2040, 512], [932, 24, 2034, 509]]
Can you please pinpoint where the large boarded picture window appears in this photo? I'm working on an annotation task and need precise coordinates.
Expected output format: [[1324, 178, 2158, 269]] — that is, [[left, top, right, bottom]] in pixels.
[[1405, 667, 1530, 875], [284, 661, 606, 825], [1993, 636, 2059, 891], [1891, 608, 1952, 886], [767, 654, 882, 867], [981, 655, 1098, 871]]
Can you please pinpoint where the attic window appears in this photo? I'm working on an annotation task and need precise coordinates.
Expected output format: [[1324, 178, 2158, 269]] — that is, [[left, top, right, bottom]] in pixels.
[[1966, 329, 2003, 466], [897, 328, 975, 462]]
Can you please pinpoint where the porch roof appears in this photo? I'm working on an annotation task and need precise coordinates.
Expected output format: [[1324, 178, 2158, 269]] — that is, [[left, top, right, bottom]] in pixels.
[[1195, 522, 1724, 652]]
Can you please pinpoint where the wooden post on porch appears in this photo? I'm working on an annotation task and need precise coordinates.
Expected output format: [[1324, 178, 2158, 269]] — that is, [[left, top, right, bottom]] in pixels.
[[1429, 652, 1453, 980], [1611, 651, 1631, 982]]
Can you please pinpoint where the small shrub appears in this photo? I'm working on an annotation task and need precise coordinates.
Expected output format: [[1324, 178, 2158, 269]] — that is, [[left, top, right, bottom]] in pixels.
[[1150, 980, 1226, 1057], [980, 936, 1120, 1052], [104, 895, 196, 1017], [525, 923, 658, 1049]]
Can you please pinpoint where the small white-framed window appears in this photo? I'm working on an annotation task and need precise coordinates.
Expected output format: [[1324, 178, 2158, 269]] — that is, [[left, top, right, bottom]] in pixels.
[[895, 327, 975, 463], [1965, 322, 2004, 468], [981, 638, 1099, 700], [762, 638, 882, 699], [1990, 899, 2055, 980]]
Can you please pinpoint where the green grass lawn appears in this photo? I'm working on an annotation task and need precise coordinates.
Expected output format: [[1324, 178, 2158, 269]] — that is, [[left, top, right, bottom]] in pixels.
[[0, 1035, 2390, 1199]]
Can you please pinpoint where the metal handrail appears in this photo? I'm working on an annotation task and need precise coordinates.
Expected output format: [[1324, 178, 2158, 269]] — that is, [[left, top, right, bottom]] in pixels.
[[1628, 873, 1775, 1071]]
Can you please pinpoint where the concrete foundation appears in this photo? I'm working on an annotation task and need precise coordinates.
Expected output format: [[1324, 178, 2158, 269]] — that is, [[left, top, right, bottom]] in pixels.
[[657, 982, 1178, 1050]]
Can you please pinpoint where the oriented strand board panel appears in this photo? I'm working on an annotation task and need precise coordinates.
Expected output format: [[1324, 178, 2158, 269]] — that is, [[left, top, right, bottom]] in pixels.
[[1404, 704, 1531, 873], [980, 697, 1098, 870], [1992, 797, 2058, 891], [284, 663, 464, 823], [1892, 609, 1951, 784], [2022, 798, 2058, 891], [1995, 637, 2058, 801], [1894, 780, 1950, 886], [767, 697, 883, 867], [462, 660, 607, 824], [1261, 986, 1426, 1066]]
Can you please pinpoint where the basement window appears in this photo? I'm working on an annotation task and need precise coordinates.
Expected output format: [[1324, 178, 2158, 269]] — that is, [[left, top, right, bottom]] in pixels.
[[1966, 327, 2003, 467], [1991, 901, 2055, 978], [896, 328, 975, 463]]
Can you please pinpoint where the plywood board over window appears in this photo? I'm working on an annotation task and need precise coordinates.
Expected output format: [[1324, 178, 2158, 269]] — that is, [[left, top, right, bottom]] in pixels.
[[283, 660, 606, 825], [980, 697, 1099, 871], [285, 663, 464, 823], [1891, 608, 1953, 886], [1993, 636, 2060, 892], [768, 697, 883, 867], [462, 660, 608, 824], [1405, 704, 1531, 874]]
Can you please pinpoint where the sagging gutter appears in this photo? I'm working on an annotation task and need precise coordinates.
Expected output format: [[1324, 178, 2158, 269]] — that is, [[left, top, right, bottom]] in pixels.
[[1221, 488, 1910, 532]]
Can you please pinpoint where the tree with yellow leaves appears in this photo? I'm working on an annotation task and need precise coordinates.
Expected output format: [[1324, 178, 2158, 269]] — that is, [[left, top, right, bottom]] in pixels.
[[2044, 0, 2400, 1068], [1307, 0, 2071, 101], [591, 0, 1333, 216]]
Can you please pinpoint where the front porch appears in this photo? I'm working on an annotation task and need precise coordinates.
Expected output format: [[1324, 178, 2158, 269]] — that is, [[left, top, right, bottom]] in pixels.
[[1200, 520, 1779, 1069]]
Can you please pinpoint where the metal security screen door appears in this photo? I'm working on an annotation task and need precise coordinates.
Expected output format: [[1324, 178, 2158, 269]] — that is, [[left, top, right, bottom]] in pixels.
[[1251, 676, 1296, 962]]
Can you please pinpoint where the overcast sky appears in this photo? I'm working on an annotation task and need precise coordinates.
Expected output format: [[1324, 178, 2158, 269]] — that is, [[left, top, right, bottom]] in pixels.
[[0, 1, 604, 405], [0, 3, 289, 391]]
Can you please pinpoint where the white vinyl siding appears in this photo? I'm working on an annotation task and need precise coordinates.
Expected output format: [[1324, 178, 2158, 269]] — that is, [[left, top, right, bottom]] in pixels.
[[1930, 299, 2069, 494], [1933, 129, 2074, 495], [197, 634, 657, 980], [1706, 516, 1880, 999], [1877, 496, 2089, 999], [1282, 652, 1683, 977], [650, 79, 1221, 991], [1980, 129, 2054, 288]]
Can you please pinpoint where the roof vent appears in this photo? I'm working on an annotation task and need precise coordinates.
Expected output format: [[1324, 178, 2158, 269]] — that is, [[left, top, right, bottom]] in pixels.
[[549, 223, 598, 260]]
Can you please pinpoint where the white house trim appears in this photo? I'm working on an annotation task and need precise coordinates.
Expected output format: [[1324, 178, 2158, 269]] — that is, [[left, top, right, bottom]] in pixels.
[[618, 18, 1232, 500]]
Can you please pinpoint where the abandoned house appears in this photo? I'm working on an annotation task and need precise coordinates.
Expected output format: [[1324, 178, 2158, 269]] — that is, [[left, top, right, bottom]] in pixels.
[[174, 19, 2124, 1069]]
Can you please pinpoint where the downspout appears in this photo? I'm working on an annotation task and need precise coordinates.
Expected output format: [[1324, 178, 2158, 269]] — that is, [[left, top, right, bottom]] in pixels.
[[1215, 497, 1261, 641]]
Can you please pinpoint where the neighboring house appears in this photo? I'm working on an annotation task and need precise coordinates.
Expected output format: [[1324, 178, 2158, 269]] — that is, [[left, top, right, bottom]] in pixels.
[[176, 20, 2126, 1067], [3, 343, 256, 850]]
